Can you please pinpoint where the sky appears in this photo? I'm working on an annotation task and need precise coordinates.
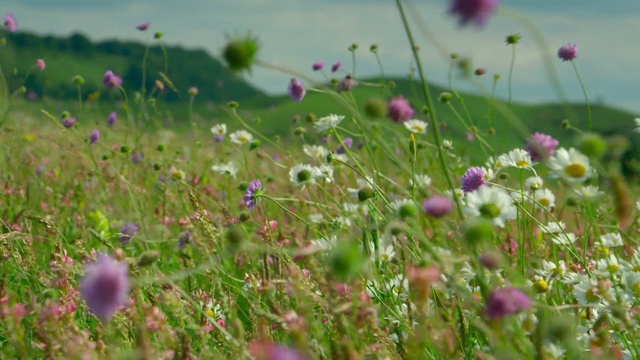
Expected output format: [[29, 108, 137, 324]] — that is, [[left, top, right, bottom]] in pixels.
[[2, 0, 639, 114]]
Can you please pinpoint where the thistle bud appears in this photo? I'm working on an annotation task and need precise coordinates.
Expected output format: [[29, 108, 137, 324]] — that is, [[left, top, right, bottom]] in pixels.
[[137, 250, 160, 267], [222, 35, 259, 73]]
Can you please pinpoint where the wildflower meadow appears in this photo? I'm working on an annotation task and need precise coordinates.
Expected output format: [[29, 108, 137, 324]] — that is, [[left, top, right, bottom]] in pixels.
[[2, 1, 640, 359]]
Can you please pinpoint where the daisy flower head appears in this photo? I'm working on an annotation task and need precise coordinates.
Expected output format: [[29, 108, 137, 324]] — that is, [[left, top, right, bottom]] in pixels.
[[634, 118, 640, 133], [503, 148, 534, 169], [229, 130, 253, 145], [551, 232, 577, 247], [314, 164, 334, 183], [547, 148, 592, 183], [315, 114, 344, 133], [303, 144, 330, 160], [289, 164, 319, 188], [403, 119, 428, 134], [389, 198, 417, 219], [574, 185, 603, 199], [210, 124, 227, 135], [533, 189, 555, 211], [211, 162, 238, 178], [524, 176, 544, 191], [464, 186, 517, 227], [539, 221, 566, 235], [410, 174, 432, 189], [379, 244, 396, 262], [598, 233, 623, 249]]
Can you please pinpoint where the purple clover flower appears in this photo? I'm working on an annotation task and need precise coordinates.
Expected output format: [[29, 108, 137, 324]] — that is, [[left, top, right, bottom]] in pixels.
[[62, 117, 77, 129], [80, 253, 130, 322], [485, 286, 532, 319], [118, 222, 139, 245], [335, 137, 353, 155], [387, 96, 414, 123], [243, 179, 263, 210], [558, 43, 578, 61], [524, 132, 558, 162], [4, 13, 17, 33], [460, 167, 486, 193], [89, 129, 100, 144], [130, 152, 143, 164], [422, 195, 453, 218], [36, 164, 44, 176], [250, 342, 308, 360], [448, 0, 499, 28], [103, 70, 122, 88], [331, 61, 341, 73], [288, 78, 305, 103], [336, 75, 358, 93], [213, 134, 224, 143], [312, 61, 324, 71], [136, 22, 150, 31], [107, 111, 117, 127]]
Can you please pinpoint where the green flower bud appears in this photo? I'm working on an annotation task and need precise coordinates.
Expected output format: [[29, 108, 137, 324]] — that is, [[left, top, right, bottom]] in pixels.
[[505, 34, 521, 45], [364, 97, 387, 119], [238, 182, 248, 192], [370, 44, 378, 53], [222, 35, 259, 73], [137, 250, 160, 267], [399, 203, 417, 219], [357, 188, 376, 202], [61, 111, 71, 119], [154, 32, 163, 39], [499, 173, 509, 180], [450, 53, 459, 60], [561, 119, 570, 129], [328, 241, 366, 282], [238, 212, 250, 222], [225, 226, 244, 254], [153, 163, 161, 171], [120, 145, 131, 153], [462, 217, 494, 247], [102, 154, 110, 161], [306, 113, 317, 123], [227, 101, 239, 108], [156, 144, 166, 152], [71, 75, 85, 86], [577, 132, 607, 158], [439, 92, 453, 103], [348, 43, 358, 51], [294, 127, 306, 136], [249, 139, 261, 151]]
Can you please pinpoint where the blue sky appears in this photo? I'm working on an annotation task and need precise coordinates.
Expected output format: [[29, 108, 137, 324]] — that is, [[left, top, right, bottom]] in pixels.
[[2, 0, 639, 114]]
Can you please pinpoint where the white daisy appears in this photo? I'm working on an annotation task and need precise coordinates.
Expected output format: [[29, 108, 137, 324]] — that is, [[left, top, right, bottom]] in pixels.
[[634, 118, 640, 133], [314, 164, 334, 183], [539, 221, 566, 235], [445, 188, 466, 205], [211, 161, 238, 178], [346, 177, 375, 199], [533, 188, 555, 211], [524, 176, 543, 191], [409, 174, 432, 189], [389, 199, 414, 217], [441, 139, 453, 149], [502, 148, 534, 169], [551, 232, 577, 246], [303, 144, 330, 160], [311, 235, 337, 251], [379, 244, 396, 262], [547, 147, 592, 183], [574, 275, 603, 306], [210, 123, 227, 135], [229, 130, 253, 145], [622, 271, 640, 298], [595, 253, 622, 275], [464, 186, 517, 227], [169, 166, 186, 181], [575, 185, 604, 199], [403, 119, 428, 134], [598, 233, 623, 248], [309, 213, 324, 224], [486, 155, 505, 171], [289, 164, 319, 188], [314, 114, 344, 133], [543, 343, 565, 360]]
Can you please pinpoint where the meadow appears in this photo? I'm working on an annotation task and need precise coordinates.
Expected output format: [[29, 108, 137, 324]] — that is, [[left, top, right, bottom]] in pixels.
[[1, 1, 640, 359]]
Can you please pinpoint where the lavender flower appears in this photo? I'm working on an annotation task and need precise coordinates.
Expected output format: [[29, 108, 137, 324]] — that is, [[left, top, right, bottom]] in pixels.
[[243, 179, 263, 210], [331, 61, 341, 73], [460, 167, 486, 192], [107, 111, 117, 127], [448, 0, 499, 28], [336, 75, 358, 93], [103, 70, 122, 88], [422, 195, 453, 218], [524, 132, 559, 161], [558, 43, 578, 61], [80, 253, 130, 322], [485, 286, 532, 318], [288, 78, 305, 103], [89, 129, 100, 144], [178, 230, 193, 250], [387, 96, 414, 123], [213, 134, 225, 143], [35, 164, 44, 176], [4, 13, 17, 33], [136, 22, 150, 31], [335, 137, 353, 155], [118, 222, 139, 245], [312, 61, 324, 71], [62, 117, 77, 129], [130, 152, 143, 164]]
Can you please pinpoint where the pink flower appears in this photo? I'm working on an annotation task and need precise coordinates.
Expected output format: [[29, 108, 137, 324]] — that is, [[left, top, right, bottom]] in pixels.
[[4, 13, 17, 33], [36, 59, 46, 71], [387, 96, 414, 123], [80, 254, 129, 322], [136, 22, 150, 31], [558, 43, 578, 61], [331, 61, 341, 73], [312, 61, 324, 71], [448, 0, 498, 28]]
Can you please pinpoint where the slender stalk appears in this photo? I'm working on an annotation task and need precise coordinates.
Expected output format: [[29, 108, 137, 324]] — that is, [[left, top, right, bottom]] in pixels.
[[571, 61, 592, 131], [394, 0, 463, 218], [508, 44, 516, 103]]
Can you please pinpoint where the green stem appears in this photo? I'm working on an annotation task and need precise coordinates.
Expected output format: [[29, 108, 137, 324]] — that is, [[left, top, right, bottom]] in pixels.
[[395, 0, 463, 219], [508, 44, 516, 103], [571, 60, 592, 131]]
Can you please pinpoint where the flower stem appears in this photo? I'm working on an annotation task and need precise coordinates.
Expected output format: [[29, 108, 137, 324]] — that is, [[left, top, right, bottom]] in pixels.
[[571, 60, 592, 131], [508, 44, 516, 103]]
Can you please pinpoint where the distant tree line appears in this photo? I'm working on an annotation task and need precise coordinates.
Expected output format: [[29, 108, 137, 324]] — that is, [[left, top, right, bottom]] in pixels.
[[1, 31, 263, 102]]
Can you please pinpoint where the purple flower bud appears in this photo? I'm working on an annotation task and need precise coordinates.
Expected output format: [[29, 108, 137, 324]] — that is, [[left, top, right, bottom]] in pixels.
[[460, 167, 486, 193], [331, 61, 341, 73], [422, 195, 453, 218], [107, 111, 117, 127], [136, 22, 150, 31], [312, 61, 324, 71], [118, 222, 139, 245], [337, 75, 358, 93], [485, 286, 532, 318], [448, 0, 498, 28], [4, 13, 17, 33], [35, 164, 44, 176], [524, 132, 558, 161], [288, 78, 306, 103], [89, 129, 100, 144], [103, 70, 122, 88], [62, 117, 76, 129], [387, 96, 414, 123], [558, 43, 578, 61], [80, 253, 130, 322], [335, 137, 353, 155]]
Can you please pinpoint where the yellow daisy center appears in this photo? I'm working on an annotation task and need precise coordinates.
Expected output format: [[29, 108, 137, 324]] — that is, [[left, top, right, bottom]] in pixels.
[[539, 198, 550, 207], [412, 125, 423, 132], [238, 136, 248, 143], [516, 160, 529, 167], [565, 163, 586, 178]]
